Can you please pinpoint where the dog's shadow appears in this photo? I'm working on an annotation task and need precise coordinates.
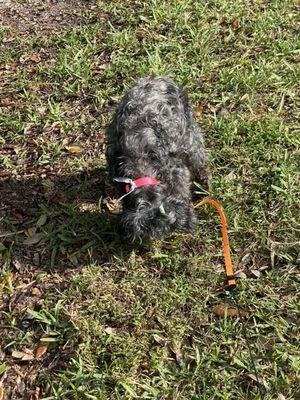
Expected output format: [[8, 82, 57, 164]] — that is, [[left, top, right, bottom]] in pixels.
[[0, 168, 150, 275]]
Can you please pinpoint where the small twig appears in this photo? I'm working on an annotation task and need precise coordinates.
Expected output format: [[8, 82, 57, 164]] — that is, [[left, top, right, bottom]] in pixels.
[[0, 230, 24, 238], [268, 239, 300, 246]]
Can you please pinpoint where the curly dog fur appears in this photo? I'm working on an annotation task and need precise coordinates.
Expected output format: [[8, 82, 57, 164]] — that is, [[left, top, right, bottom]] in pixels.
[[106, 76, 209, 240]]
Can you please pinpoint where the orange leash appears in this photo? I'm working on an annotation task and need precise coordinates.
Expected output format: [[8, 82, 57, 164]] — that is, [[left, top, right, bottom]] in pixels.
[[194, 198, 236, 289], [194, 199, 264, 398]]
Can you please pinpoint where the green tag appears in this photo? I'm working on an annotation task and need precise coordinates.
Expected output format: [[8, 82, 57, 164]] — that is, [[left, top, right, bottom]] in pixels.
[[159, 204, 166, 214]]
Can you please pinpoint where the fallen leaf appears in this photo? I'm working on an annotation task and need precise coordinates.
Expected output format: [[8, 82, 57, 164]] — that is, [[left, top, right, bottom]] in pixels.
[[248, 373, 264, 384], [35, 343, 48, 358], [79, 202, 98, 212], [104, 326, 116, 335], [30, 55, 41, 63], [12, 350, 34, 361], [24, 124, 33, 135], [32, 287, 42, 296], [22, 354, 35, 361], [170, 346, 183, 364], [241, 253, 251, 265], [250, 269, 261, 278], [37, 106, 47, 115], [153, 334, 167, 346], [207, 103, 217, 113], [234, 270, 247, 278], [210, 303, 249, 318], [240, 93, 249, 102], [204, 74, 214, 83], [194, 105, 203, 118], [103, 198, 122, 214], [232, 19, 239, 27], [259, 265, 269, 271], [19, 54, 28, 63], [184, 12, 192, 24], [66, 145, 83, 154]]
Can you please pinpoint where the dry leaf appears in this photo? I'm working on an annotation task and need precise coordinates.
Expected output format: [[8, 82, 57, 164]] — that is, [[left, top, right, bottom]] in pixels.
[[207, 103, 217, 113], [103, 198, 122, 214], [240, 93, 249, 102], [153, 334, 167, 346], [250, 269, 261, 277], [22, 354, 35, 361], [11, 351, 26, 359], [194, 105, 203, 118], [19, 54, 28, 63], [79, 202, 98, 212], [170, 346, 183, 364], [24, 124, 33, 135], [248, 373, 264, 384], [259, 265, 269, 271], [0, 385, 4, 400], [12, 350, 34, 361], [38, 106, 47, 115], [210, 303, 249, 318], [234, 270, 247, 278], [66, 145, 83, 154], [32, 287, 42, 296], [35, 343, 48, 358], [30, 55, 41, 63], [204, 74, 214, 83], [184, 12, 192, 24], [104, 327, 116, 335]]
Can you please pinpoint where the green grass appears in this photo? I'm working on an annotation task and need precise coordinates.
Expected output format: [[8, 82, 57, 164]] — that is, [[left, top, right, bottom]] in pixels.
[[0, 0, 299, 399]]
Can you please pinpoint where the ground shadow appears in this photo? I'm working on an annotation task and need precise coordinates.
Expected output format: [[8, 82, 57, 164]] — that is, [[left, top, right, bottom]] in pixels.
[[0, 168, 154, 399], [0, 168, 152, 274]]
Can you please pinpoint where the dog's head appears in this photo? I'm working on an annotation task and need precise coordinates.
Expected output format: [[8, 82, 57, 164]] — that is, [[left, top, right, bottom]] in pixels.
[[121, 188, 197, 241]]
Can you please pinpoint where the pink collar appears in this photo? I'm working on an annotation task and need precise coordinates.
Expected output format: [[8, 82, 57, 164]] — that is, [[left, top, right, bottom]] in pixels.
[[126, 176, 159, 193], [113, 176, 159, 198]]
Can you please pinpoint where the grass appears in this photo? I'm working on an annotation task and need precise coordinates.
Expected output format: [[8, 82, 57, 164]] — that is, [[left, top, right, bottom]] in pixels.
[[0, 0, 299, 399]]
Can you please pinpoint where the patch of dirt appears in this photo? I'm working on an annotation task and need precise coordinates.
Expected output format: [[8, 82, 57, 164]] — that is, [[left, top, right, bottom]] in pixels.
[[0, 0, 97, 34]]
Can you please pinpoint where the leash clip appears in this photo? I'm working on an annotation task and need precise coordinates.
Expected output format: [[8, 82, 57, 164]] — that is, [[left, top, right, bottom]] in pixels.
[[113, 177, 136, 201]]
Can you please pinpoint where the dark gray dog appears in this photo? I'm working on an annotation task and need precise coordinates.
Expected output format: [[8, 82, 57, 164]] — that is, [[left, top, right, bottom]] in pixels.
[[106, 76, 209, 240]]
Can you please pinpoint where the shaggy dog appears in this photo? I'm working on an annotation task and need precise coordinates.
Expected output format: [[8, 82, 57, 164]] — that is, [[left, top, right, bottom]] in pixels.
[[106, 76, 209, 240]]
